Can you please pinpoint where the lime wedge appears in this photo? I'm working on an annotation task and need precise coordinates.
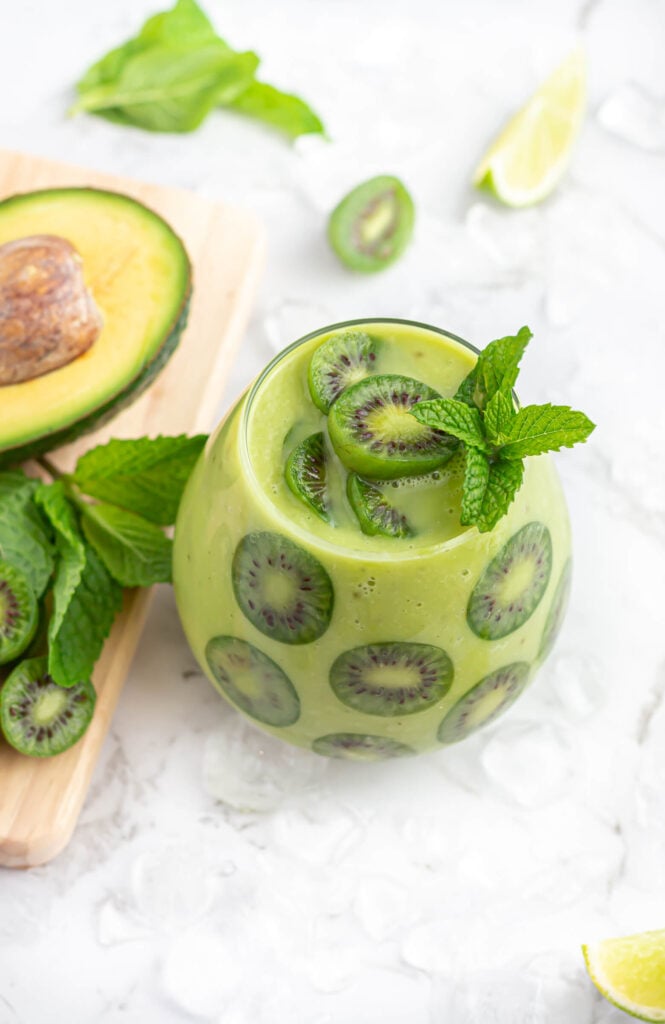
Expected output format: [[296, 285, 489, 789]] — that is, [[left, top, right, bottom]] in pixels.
[[583, 929, 665, 1022], [473, 49, 587, 207]]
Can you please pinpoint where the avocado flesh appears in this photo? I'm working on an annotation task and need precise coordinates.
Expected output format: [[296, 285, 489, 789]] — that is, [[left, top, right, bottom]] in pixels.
[[0, 188, 191, 465]]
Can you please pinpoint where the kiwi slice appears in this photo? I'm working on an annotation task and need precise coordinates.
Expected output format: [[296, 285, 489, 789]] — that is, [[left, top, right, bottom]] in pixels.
[[328, 374, 458, 480], [327, 175, 415, 273], [467, 522, 552, 640], [538, 559, 572, 661], [0, 559, 38, 665], [346, 473, 412, 538], [285, 432, 331, 522], [205, 636, 300, 727], [437, 662, 531, 744], [330, 641, 453, 717], [308, 330, 380, 412], [0, 656, 96, 757], [312, 733, 414, 761], [232, 531, 334, 644]]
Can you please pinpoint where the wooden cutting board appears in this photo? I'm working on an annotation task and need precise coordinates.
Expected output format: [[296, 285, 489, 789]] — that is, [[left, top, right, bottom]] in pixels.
[[0, 148, 265, 869]]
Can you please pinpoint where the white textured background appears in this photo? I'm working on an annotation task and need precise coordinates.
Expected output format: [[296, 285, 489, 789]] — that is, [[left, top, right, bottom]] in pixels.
[[1, 0, 665, 1021]]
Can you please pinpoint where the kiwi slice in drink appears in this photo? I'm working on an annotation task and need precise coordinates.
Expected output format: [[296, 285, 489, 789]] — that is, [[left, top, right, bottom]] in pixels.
[[538, 558, 572, 661], [467, 522, 552, 640], [437, 662, 531, 744], [308, 330, 380, 413], [0, 657, 96, 757], [312, 733, 414, 761], [327, 175, 415, 273], [328, 374, 458, 480], [0, 559, 38, 665], [330, 641, 454, 717], [346, 473, 412, 538], [205, 636, 300, 727], [285, 432, 332, 522], [232, 531, 334, 644]]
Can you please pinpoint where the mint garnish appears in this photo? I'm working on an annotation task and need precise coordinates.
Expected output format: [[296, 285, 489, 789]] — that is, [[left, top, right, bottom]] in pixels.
[[411, 327, 594, 533], [80, 502, 173, 588]]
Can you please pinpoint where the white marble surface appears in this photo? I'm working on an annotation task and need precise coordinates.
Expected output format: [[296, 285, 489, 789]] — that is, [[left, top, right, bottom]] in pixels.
[[2, 0, 665, 1021]]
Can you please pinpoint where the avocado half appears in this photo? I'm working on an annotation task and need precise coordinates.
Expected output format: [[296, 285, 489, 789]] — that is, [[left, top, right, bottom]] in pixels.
[[0, 187, 192, 466]]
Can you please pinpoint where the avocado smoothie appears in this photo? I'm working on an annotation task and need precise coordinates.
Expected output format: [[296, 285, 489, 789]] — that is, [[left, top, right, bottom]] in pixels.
[[173, 320, 572, 759]]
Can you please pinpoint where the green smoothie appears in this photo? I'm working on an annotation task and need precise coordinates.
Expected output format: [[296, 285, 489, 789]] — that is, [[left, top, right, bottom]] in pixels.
[[173, 320, 571, 759]]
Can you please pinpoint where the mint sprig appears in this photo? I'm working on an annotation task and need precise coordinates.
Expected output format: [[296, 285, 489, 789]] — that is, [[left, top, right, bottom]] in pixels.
[[411, 327, 595, 533], [0, 435, 204, 710]]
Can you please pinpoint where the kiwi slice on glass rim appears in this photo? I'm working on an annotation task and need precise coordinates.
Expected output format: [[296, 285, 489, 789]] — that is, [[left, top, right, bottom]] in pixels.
[[330, 641, 454, 717], [0, 559, 38, 665], [312, 732, 414, 761], [467, 522, 552, 641], [308, 330, 380, 413], [0, 657, 96, 757], [285, 432, 332, 522], [232, 531, 334, 644], [205, 636, 300, 727], [328, 374, 458, 480], [327, 175, 415, 273], [347, 473, 412, 538], [437, 662, 531, 744]]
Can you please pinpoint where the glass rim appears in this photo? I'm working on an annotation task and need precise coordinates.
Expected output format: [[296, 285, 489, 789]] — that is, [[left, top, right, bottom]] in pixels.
[[239, 318, 482, 561]]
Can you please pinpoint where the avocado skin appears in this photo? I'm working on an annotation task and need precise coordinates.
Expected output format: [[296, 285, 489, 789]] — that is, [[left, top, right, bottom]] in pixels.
[[0, 289, 191, 468]]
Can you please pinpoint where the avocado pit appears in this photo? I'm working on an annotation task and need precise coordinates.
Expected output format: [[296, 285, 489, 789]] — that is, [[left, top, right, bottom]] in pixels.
[[0, 234, 102, 386]]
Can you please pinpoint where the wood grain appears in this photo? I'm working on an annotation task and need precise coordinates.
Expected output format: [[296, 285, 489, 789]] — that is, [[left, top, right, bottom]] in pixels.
[[0, 148, 265, 868]]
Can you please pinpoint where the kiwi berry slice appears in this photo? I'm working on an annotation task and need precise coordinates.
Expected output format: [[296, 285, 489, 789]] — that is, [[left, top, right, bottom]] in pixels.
[[347, 473, 412, 538], [538, 558, 572, 661], [0, 559, 38, 665], [0, 656, 96, 757], [437, 662, 531, 744], [308, 330, 380, 413], [327, 175, 415, 273], [232, 531, 334, 644], [205, 636, 300, 727], [330, 641, 453, 717], [467, 522, 552, 641], [312, 732, 414, 761], [328, 374, 458, 480], [285, 432, 331, 522]]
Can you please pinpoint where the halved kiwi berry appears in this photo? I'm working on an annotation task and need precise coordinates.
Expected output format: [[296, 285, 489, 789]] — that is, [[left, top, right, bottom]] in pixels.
[[0, 559, 38, 665], [328, 175, 415, 273], [0, 656, 96, 757], [308, 330, 380, 413], [285, 432, 331, 522], [467, 522, 552, 640], [538, 558, 572, 661], [205, 636, 300, 727], [437, 662, 531, 744], [328, 374, 458, 480], [330, 641, 454, 717], [232, 531, 334, 644], [312, 732, 414, 761], [347, 473, 412, 538]]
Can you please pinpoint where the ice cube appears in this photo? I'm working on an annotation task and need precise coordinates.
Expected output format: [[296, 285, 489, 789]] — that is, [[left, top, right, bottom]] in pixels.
[[465, 203, 544, 276], [545, 652, 605, 719], [160, 929, 242, 1019], [203, 717, 326, 813], [97, 897, 151, 946], [130, 842, 218, 930], [263, 298, 334, 355], [598, 83, 665, 154], [353, 876, 411, 941], [480, 720, 574, 807]]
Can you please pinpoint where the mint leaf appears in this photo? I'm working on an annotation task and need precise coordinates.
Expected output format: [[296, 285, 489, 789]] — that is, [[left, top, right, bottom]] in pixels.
[[36, 483, 122, 687], [473, 326, 531, 409], [454, 367, 479, 408], [81, 503, 173, 587], [72, 45, 259, 132], [500, 404, 596, 460], [484, 389, 517, 442], [410, 398, 485, 449], [475, 459, 525, 533], [228, 81, 324, 139], [71, 435, 206, 525], [0, 476, 55, 596], [460, 448, 490, 526]]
